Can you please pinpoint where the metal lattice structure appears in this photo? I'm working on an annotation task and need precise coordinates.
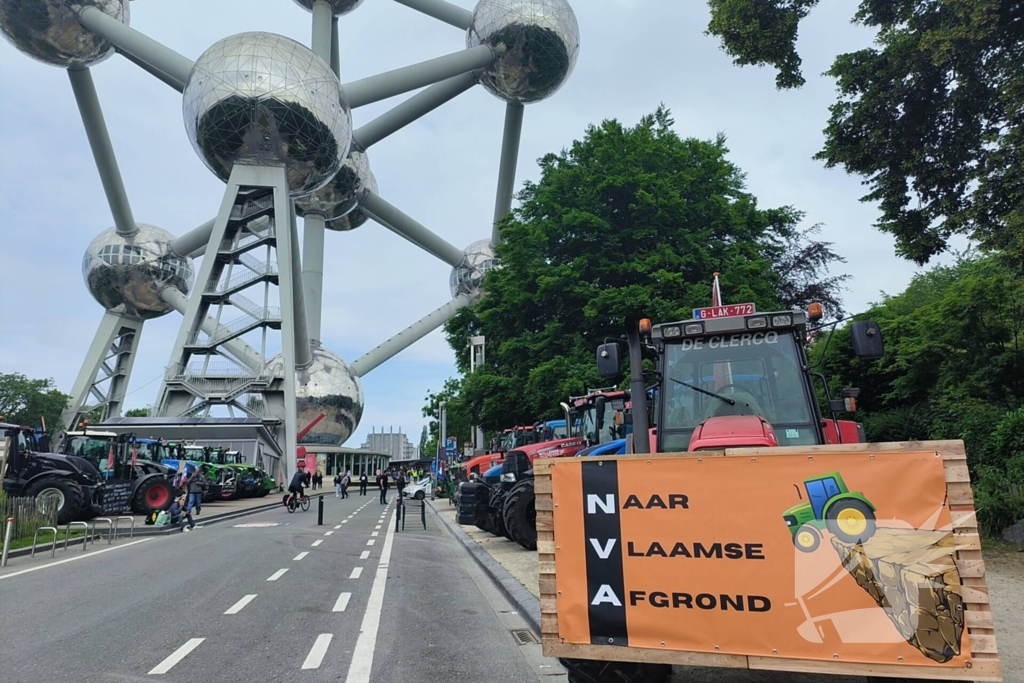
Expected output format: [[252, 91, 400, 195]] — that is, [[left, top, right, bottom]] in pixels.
[[0, 0, 580, 478]]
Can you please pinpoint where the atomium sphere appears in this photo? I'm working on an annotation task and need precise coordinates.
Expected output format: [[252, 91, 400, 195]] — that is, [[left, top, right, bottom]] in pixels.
[[81, 224, 195, 320], [0, 0, 128, 68], [292, 0, 363, 16], [183, 32, 351, 197], [294, 148, 372, 221], [450, 239, 498, 300], [326, 166, 377, 231], [267, 346, 364, 446], [466, 0, 579, 104]]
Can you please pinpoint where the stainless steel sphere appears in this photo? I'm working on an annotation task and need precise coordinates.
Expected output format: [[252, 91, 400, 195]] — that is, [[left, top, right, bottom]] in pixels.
[[450, 239, 498, 300], [182, 32, 351, 197], [326, 166, 377, 231], [294, 148, 372, 221], [292, 0, 364, 16], [466, 0, 579, 104], [0, 0, 128, 68], [81, 224, 195, 320], [267, 346, 364, 445]]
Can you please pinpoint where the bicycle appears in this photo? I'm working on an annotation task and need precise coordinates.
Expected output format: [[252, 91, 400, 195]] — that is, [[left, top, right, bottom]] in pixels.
[[285, 491, 310, 513]]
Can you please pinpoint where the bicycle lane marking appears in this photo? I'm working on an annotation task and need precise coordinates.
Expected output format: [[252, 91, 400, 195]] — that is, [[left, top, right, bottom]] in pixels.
[[0, 538, 152, 581], [148, 638, 204, 675], [344, 509, 396, 683]]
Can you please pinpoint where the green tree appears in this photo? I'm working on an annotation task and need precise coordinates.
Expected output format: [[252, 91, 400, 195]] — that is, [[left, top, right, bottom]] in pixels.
[[124, 408, 149, 418], [706, 0, 1024, 263], [421, 378, 476, 459], [444, 108, 845, 430], [0, 373, 68, 432]]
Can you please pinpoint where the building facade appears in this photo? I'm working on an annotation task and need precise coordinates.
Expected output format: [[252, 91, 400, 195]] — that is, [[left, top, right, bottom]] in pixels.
[[360, 427, 418, 461]]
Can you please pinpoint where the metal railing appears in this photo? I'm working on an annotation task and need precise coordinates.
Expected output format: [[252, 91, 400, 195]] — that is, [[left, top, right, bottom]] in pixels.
[[64, 521, 90, 552], [91, 518, 114, 545], [115, 516, 135, 540], [205, 261, 278, 295], [188, 307, 281, 347], [394, 493, 426, 532], [31, 526, 58, 559]]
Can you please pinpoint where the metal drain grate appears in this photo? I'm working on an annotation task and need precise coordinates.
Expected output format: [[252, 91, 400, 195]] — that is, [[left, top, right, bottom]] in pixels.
[[511, 629, 539, 645]]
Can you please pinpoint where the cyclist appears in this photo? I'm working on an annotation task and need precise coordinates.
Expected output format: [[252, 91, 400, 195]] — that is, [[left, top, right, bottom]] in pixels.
[[286, 468, 310, 508]]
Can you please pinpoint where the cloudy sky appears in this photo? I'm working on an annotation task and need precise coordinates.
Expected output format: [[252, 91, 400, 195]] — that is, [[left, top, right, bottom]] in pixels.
[[0, 0, 958, 448]]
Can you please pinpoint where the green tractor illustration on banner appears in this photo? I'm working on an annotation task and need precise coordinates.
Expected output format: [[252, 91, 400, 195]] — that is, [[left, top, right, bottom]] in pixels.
[[783, 472, 877, 552]]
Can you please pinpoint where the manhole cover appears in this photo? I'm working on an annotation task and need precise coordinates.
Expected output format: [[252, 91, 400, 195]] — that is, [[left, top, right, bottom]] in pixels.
[[233, 522, 280, 528], [511, 629, 539, 645]]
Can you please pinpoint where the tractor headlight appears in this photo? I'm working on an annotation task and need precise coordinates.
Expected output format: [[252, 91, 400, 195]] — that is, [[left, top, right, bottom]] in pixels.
[[783, 514, 797, 528], [500, 473, 516, 483], [771, 315, 793, 327], [662, 326, 682, 338], [684, 323, 703, 335], [747, 317, 768, 329]]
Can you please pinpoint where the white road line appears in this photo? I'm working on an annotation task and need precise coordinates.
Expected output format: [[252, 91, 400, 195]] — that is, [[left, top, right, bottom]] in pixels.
[[344, 510, 396, 683], [311, 540, 323, 547], [360, 551, 370, 560], [366, 539, 375, 546], [333, 592, 351, 612], [293, 552, 309, 561], [301, 634, 334, 670], [349, 567, 363, 579], [224, 594, 257, 615], [267, 568, 289, 581], [148, 638, 204, 675], [325, 531, 334, 536], [334, 525, 342, 530], [0, 538, 152, 581], [342, 520, 348, 524], [375, 525, 381, 530], [371, 531, 379, 537]]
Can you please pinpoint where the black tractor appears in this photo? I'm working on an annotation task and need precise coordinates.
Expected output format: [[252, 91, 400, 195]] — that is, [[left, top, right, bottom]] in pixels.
[[2, 422, 103, 524]]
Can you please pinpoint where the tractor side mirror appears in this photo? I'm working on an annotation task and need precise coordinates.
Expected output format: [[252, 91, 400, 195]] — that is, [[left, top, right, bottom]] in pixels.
[[850, 321, 884, 360], [597, 343, 622, 379]]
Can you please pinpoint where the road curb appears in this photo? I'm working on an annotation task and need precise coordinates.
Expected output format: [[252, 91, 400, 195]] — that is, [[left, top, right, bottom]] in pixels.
[[427, 499, 542, 637], [4, 493, 331, 561]]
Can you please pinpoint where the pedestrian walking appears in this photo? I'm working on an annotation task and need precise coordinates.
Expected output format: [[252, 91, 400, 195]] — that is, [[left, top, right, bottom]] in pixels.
[[376, 469, 389, 505], [334, 473, 342, 498], [359, 472, 368, 496], [396, 470, 406, 499], [186, 468, 204, 515], [341, 471, 350, 499], [169, 496, 195, 532]]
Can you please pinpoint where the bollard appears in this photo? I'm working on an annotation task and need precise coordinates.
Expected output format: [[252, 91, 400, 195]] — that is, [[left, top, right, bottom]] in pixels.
[[1, 517, 13, 567], [421, 499, 426, 530], [317, 495, 324, 526]]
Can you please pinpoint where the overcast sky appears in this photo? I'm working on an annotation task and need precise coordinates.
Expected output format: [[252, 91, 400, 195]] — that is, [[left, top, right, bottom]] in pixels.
[[0, 0, 959, 448]]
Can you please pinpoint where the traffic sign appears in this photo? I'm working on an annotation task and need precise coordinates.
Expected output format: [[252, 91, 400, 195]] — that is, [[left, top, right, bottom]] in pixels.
[[692, 303, 756, 320]]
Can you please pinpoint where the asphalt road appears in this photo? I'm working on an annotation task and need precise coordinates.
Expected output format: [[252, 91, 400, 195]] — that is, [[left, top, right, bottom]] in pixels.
[[0, 493, 561, 682]]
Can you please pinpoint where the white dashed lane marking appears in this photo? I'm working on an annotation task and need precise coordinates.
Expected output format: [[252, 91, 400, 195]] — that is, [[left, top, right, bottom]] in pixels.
[[311, 540, 323, 547], [350, 567, 363, 579], [301, 634, 333, 670], [293, 552, 308, 561], [360, 551, 370, 560], [148, 638, 204, 675], [267, 569, 288, 581], [366, 539, 375, 546], [224, 595, 256, 615], [333, 592, 351, 612]]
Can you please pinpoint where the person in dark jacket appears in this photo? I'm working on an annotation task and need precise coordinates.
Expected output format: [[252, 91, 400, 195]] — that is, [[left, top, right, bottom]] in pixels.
[[376, 469, 389, 505], [186, 469, 205, 515], [359, 472, 368, 496], [169, 497, 195, 532]]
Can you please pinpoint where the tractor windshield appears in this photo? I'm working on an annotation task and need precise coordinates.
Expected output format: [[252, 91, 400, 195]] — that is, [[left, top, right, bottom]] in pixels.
[[64, 436, 115, 475], [660, 330, 817, 450]]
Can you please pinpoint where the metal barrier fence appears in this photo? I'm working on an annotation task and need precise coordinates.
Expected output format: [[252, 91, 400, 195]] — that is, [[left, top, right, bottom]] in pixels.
[[394, 493, 426, 532], [0, 494, 57, 542]]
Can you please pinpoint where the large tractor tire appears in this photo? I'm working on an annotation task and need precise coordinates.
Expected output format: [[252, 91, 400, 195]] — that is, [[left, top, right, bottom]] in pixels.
[[826, 499, 876, 544], [132, 477, 174, 514], [504, 478, 537, 550], [559, 658, 671, 683], [25, 477, 84, 526]]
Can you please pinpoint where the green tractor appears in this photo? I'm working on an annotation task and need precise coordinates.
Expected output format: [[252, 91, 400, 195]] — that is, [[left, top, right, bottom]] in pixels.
[[783, 472, 877, 552], [220, 451, 275, 498]]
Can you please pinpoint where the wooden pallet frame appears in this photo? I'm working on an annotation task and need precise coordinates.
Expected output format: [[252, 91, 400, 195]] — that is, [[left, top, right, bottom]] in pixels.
[[535, 440, 1003, 681]]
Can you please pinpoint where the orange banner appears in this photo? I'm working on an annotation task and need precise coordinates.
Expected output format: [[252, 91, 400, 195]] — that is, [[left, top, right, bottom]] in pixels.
[[551, 451, 971, 667]]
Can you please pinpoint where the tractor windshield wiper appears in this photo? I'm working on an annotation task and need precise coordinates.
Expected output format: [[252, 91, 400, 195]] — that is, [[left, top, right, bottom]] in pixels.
[[670, 378, 735, 406]]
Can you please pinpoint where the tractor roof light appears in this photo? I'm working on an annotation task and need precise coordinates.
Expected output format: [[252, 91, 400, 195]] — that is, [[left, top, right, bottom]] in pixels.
[[746, 317, 768, 330], [662, 325, 682, 338], [684, 323, 703, 335], [639, 318, 653, 335], [807, 302, 823, 322], [771, 314, 793, 327]]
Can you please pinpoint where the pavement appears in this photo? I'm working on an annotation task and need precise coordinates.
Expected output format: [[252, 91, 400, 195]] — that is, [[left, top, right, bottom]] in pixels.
[[0, 493, 566, 682]]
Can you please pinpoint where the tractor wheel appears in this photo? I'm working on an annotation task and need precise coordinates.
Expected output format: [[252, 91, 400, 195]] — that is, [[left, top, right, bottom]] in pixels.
[[559, 658, 670, 683], [504, 479, 537, 550], [792, 524, 821, 552], [132, 477, 173, 514], [26, 477, 84, 526], [826, 499, 876, 544]]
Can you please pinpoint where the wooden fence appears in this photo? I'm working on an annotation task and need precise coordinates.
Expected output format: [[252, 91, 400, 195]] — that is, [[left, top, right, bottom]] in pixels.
[[0, 493, 57, 541]]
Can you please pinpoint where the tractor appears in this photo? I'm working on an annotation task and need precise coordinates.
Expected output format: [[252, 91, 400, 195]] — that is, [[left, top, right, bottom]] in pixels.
[[160, 442, 226, 503], [2, 422, 104, 524], [784, 471, 877, 551], [60, 430, 176, 515], [561, 302, 886, 683], [496, 392, 628, 550]]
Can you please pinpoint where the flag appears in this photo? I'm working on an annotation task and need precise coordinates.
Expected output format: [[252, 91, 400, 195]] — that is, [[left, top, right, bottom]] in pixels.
[[710, 272, 732, 390], [131, 443, 138, 469], [107, 442, 115, 473]]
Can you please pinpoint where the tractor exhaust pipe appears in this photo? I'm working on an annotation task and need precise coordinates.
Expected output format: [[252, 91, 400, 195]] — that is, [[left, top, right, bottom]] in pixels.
[[626, 318, 651, 454]]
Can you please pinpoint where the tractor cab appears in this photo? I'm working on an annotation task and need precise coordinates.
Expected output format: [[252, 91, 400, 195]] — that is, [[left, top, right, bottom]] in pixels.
[[567, 389, 631, 445], [598, 301, 884, 454]]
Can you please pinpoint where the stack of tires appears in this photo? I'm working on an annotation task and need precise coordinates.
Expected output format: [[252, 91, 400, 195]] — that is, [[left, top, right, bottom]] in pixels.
[[456, 482, 480, 525], [503, 476, 537, 550]]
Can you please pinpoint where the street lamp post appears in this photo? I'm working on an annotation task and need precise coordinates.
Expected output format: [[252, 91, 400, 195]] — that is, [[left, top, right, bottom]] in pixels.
[[469, 336, 486, 452]]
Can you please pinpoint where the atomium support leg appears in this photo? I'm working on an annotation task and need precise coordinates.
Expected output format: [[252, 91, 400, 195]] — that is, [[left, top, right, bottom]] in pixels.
[[491, 102, 524, 245], [394, 0, 473, 29], [350, 293, 473, 377], [62, 312, 144, 429], [156, 165, 303, 479], [331, 17, 341, 78], [78, 6, 194, 92], [352, 71, 477, 150], [67, 67, 136, 237], [360, 192, 466, 267], [344, 45, 497, 108]]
